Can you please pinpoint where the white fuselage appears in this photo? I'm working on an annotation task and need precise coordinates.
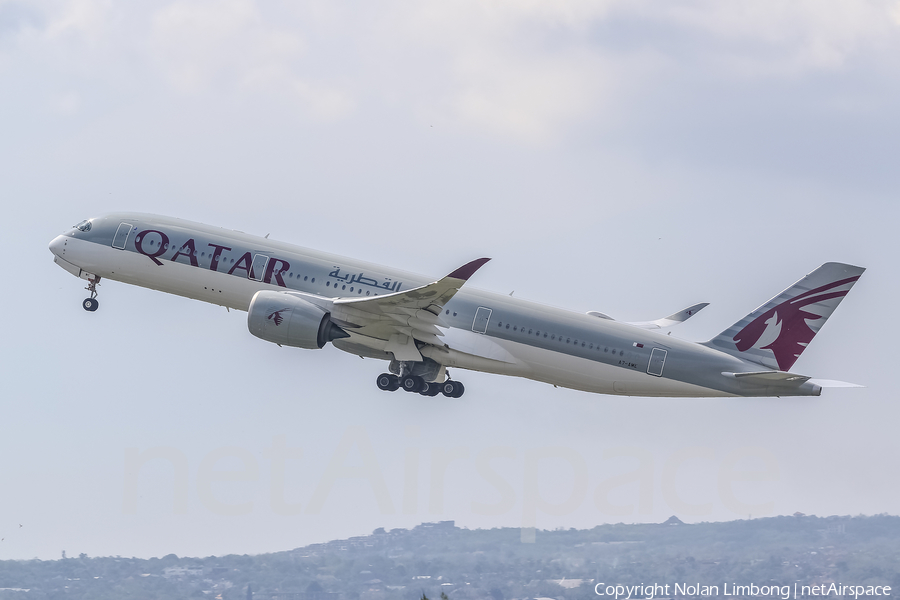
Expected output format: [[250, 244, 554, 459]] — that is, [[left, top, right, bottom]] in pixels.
[[50, 213, 817, 398]]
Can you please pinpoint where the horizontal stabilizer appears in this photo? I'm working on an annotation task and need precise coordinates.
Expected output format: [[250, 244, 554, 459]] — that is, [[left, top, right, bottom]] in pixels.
[[722, 370, 811, 384], [587, 302, 709, 329], [809, 378, 865, 388]]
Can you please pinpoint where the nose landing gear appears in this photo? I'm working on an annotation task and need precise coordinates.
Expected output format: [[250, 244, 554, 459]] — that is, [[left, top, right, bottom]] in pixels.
[[82, 275, 101, 312]]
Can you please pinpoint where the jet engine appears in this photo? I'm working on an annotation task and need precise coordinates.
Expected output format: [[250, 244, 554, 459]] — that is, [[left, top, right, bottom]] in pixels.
[[248, 291, 349, 349]]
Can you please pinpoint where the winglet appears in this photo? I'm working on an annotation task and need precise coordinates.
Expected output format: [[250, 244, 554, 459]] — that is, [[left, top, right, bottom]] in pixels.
[[653, 302, 710, 326], [614, 302, 710, 330], [447, 258, 491, 281]]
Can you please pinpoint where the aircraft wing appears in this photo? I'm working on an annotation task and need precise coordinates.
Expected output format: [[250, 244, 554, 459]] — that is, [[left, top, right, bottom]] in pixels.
[[328, 258, 490, 361], [587, 302, 709, 329]]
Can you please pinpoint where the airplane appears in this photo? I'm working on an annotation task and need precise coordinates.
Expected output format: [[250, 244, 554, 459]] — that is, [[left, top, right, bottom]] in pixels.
[[49, 212, 865, 398]]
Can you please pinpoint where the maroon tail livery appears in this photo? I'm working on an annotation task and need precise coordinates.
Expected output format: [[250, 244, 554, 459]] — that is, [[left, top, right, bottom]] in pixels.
[[704, 263, 865, 371]]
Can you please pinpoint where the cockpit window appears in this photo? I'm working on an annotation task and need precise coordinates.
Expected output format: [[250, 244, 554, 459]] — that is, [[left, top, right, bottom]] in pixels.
[[75, 220, 92, 232]]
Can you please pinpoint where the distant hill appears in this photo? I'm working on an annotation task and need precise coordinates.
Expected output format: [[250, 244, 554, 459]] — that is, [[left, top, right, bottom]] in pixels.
[[0, 514, 898, 600]]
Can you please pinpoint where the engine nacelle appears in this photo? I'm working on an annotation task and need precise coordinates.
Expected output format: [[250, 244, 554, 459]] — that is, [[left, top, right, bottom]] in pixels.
[[248, 291, 348, 349]]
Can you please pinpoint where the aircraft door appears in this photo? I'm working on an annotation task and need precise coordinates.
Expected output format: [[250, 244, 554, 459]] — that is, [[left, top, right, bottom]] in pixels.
[[249, 254, 269, 281], [647, 348, 667, 377], [112, 223, 133, 250], [472, 307, 492, 334]]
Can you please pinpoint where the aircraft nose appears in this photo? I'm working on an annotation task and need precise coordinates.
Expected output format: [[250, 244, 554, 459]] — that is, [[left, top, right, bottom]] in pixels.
[[49, 235, 65, 257]]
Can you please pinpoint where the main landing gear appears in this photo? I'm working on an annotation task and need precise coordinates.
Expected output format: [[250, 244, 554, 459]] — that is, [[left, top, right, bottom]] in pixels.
[[82, 275, 101, 312], [376, 373, 466, 398]]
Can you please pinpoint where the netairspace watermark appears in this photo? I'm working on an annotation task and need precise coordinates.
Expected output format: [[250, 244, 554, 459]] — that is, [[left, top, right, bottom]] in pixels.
[[122, 426, 783, 540], [595, 583, 892, 600]]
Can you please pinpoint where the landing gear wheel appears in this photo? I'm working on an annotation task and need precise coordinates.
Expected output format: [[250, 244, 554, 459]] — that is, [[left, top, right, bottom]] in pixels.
[[83, 275, 100, 312], [420, 382, 442, 397], [441, 380, 465, 398], [376, 373, 400, 391], [401, 375, 426, 393]]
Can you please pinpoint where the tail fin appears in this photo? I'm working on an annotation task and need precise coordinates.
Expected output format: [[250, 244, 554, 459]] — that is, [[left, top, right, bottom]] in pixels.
[[703, 262, 865, 371]]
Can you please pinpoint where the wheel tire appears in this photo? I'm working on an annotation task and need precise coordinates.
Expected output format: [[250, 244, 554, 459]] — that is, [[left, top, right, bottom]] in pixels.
[[440, 381, 457, 397], [420, 382, 441, 397], [82, 298, 99, 312], [376, 373, 396, 391], [452, 381, 466, 398], [401, 375, 423, 393]]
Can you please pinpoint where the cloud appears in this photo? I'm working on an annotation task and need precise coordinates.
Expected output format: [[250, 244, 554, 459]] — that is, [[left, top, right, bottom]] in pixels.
[[646, 0, 900, 76], [356, 0, 900, 140], [149, 0, 353, 119], [5, 0, 900, 136]]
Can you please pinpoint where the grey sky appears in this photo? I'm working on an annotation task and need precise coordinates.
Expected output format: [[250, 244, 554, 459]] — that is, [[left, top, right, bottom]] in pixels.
[[1, 0, 897, 560]]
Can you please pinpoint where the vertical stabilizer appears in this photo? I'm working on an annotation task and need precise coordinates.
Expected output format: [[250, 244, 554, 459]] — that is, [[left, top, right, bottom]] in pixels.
[[703, 262, 865, 371]]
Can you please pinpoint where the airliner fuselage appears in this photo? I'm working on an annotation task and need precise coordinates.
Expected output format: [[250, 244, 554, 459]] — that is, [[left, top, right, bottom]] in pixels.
[[49, 213, 863, 398]]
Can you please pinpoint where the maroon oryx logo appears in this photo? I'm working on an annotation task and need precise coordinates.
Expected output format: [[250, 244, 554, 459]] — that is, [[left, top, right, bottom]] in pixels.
[[267, 308, 290, 326], [733, 276, 859, 371]]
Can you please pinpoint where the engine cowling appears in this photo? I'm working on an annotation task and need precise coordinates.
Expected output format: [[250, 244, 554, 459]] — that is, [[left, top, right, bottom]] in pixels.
[[248, 291, 348, 349]]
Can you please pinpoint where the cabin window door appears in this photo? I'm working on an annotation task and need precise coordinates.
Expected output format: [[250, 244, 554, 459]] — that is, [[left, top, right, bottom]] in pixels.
[[647, 348, 667, 377], [472, 307, 492, 334], [112, 223, 133, 250], [249, 254, 269, 281]]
